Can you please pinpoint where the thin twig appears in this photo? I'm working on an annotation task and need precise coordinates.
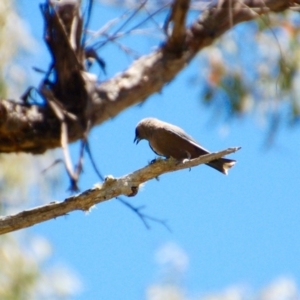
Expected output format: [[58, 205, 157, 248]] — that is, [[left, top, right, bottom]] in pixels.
[[73, 120, 92, 188], [85, 8, 133, 46], [112, 0, 148, 36], [41, 87, 80, 191], [85, 142, 105, 181], [41, 159, 64, 174], [93, 2, 169, 50], [61, 121, 79, 191], [116, 196, 171, 231], [82, 0, 94, 46]]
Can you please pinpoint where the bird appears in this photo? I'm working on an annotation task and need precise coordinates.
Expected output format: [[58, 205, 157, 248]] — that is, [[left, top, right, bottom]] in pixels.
[[134, 117, 236, 175]]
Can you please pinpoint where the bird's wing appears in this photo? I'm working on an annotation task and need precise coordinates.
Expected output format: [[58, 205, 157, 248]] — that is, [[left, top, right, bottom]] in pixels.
[[148, 126, 209, 159], [164, 124, 211, 153]]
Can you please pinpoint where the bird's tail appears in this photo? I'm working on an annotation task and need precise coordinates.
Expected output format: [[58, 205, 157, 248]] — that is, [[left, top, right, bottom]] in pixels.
[[207, 158, 236, 175]]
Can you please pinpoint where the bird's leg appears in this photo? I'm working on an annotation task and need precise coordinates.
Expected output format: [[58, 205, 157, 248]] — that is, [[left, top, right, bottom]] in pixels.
[[149, 156, 164, 165], [149, 157, 157, 165], [148, 158, 163, 181], [180, 152, 192, 171], [167, 157, 191, 171], [182, 151, 191, 163]]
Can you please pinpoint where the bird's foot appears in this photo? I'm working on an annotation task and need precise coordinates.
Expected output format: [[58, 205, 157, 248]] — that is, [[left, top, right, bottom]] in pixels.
[[149, 157, 164, 165], [150, 158, 157, 164], [175, 158, 192, 171]]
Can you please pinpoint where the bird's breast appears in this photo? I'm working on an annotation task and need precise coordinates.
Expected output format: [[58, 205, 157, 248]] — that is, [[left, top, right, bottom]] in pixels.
[[149, 141, 164, 156]]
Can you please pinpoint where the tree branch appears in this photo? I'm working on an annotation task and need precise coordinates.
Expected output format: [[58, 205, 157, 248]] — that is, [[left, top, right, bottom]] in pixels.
[[0, 0, 292, 153], [164, 0, 190, 52], [0, 147, 240, 235], [88, 0, 292, 125]]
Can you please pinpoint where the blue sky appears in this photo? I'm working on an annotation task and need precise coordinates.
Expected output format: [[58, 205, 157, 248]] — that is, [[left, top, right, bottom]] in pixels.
[[17, 1, 300, 299]]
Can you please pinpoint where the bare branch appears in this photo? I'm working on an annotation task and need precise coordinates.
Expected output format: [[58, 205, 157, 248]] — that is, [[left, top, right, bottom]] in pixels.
[[0, 147, 240, 235]]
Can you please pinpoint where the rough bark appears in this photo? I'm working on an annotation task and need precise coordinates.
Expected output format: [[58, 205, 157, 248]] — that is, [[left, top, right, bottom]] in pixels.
[[0, 0, 294, 153]]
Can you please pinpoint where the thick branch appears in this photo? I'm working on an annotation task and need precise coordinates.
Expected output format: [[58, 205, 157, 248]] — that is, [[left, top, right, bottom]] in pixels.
[[89, 0, 292, 126], [164, 0, 190, 52], [0, 0, 292, 153], [0, 147, 240, 235]]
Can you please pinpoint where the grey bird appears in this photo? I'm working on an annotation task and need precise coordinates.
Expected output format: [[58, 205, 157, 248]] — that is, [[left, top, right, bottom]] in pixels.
[[134, 117, 236, 175]]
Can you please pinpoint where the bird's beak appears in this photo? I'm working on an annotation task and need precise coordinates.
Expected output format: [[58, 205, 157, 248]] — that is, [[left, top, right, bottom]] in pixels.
[[134, 136, 140, 144]]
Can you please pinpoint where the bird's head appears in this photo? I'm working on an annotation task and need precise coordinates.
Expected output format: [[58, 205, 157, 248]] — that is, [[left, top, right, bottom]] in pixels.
[[134, 118, 155, 144], [134, 127, 142, 144]]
